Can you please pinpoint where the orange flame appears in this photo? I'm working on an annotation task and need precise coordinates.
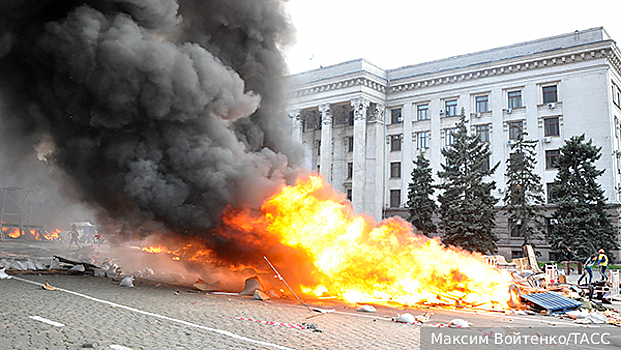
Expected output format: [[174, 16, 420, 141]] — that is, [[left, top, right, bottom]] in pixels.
[[5, 227, 21, 239], [142, 245, 169, 254], [224, 175, 512, 307], [43, 229, 61, 240], [29, 229, 40, 240]]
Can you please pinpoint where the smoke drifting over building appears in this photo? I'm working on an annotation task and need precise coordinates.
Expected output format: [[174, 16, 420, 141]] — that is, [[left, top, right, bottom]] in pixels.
[[0, 1, 304, 237]]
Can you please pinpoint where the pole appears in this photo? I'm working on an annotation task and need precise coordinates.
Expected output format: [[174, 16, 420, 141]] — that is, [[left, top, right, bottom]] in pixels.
[[0, 188, 6, 241], [263, 256, 312, 312]]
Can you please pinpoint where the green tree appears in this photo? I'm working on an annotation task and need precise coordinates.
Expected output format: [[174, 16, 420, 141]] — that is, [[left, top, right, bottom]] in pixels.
[[503, 133, 546, 246], [437, 113, 499, 253], [547, 134, 618, 262], [407, 153, 437, 236]]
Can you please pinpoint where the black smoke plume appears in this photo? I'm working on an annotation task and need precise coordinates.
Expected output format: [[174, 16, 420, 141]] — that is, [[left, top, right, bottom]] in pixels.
[[0, 1, 304, 247]]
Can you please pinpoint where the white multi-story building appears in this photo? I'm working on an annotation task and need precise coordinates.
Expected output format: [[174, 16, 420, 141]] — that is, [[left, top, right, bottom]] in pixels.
[[285, 27, 621, 260]]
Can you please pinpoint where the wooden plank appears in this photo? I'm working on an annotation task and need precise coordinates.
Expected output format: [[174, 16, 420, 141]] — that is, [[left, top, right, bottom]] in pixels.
[[524, 245, 542, 273], [53, 255, 100, 271]]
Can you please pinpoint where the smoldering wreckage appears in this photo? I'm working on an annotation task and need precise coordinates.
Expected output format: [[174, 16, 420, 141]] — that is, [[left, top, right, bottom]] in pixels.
[[4, 227, 621, 335]]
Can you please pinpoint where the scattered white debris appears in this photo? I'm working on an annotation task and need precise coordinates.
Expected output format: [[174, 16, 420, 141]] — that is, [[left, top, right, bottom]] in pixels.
[[448, 319, 472, 327], [395, 313, 416, 324], [575, 312, 607, 324], [119, 276, 135, 288], [566, 310, 588, 320], [49, 258, 61, 270], [0, 268, 11, 279], [69, 264, 85, 272], [253, 290, 269, 301], [311, 308, 335, 314], [34, 261, 45, 270], [357, 305, 376, 313], [10, 261, 26, 271], [109, 345, 133, 350]]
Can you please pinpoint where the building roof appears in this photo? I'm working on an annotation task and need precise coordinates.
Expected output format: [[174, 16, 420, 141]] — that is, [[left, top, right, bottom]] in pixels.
[[286, 27, 614, 86]]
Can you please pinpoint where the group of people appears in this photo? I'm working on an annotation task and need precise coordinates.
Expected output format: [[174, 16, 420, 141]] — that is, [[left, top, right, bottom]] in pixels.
[[577, 249, 609, 285]]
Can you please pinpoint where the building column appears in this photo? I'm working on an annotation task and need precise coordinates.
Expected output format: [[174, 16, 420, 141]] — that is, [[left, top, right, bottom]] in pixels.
[[288, 109, 302, 142], [371, 103, 385, 221], [318, 104, 332, 182], [402, 103, 414, 205], [351, 97, 370, 214]]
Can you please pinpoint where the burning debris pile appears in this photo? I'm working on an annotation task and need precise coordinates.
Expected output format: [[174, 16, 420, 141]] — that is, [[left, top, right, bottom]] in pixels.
[[1, 225, 62, 241], [130, 175, 515, 309], [218, 175, 514, 308]]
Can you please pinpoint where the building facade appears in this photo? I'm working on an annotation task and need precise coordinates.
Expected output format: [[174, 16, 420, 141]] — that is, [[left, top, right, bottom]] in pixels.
[[284, 27, 621, 260]]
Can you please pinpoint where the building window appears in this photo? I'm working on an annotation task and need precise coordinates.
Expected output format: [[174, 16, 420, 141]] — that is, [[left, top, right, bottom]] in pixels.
[[317, 141, 321, 155], [476, 124, 490, 142], [545, 218, 555, 236], [543, 85, 558, 104], [546, 183, 557, 203], [390, 162, 401, 178], [347, 162, 353, 179], [348, 111, 354, 126], [510, 218, 523, 237], [508, 121, 523, 140], [391, 108, 402, 124], [417, 131, 430, 149], [481, 155, 490, 172], [512, 250, 524, 259], [347, 189, 352, 202], [544, 117, 560, 137], [508, 91, 522, 109], [445, 128, 457, 146], [445, 99, 458, 117], [390, 189, 401, 208], [417, 104, 429, 120], [390, 135, 402, 151], [347, 136, 354, 152], [545, 149, 560, 169], [475, 95, 489, 113]]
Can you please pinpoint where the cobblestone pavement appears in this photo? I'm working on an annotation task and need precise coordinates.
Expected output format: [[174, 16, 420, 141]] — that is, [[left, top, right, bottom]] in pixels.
[[2, 241, 621, 350]]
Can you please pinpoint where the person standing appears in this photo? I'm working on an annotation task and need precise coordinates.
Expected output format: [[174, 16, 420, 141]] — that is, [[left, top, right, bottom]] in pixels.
[[68, 224, 80, 249], [577, 255, 596, 285], [597, 249, 609, 282]]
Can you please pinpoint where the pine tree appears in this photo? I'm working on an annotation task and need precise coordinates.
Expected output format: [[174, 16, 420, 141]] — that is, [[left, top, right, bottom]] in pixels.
[[407, 153, 437, 236], [503, 133, 546, 246], [547, 134, 619, 261], [437, 113, 500, 254]]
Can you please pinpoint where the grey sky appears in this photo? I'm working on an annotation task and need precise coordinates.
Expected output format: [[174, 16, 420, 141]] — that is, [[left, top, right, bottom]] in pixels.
[[285, 0, 621, 74]]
